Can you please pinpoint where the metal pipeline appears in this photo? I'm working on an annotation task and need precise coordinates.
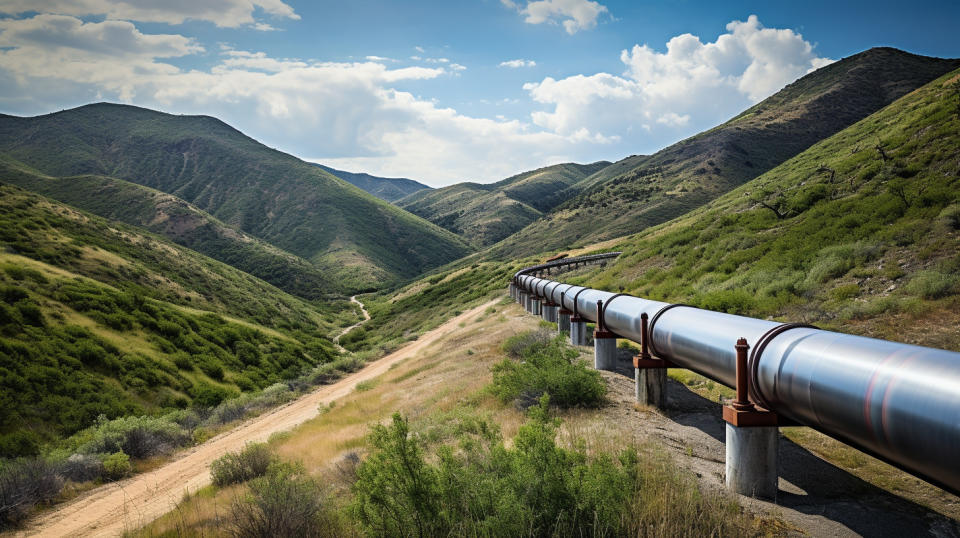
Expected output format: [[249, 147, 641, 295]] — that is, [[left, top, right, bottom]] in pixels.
[[514, 272, 960, 495]]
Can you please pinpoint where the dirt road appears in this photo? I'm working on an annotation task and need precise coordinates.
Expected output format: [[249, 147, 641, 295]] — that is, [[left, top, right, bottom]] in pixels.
[[17, 300, 497, 537], [333, 296, 370, 353]]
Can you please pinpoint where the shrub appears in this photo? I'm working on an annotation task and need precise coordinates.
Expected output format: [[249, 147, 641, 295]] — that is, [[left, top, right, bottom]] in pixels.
[[229, 463, 323, 537], [102, 451, 131, 480], [351, 403, 641, 537], [500, 329, 553, 359], [59, 454, 104, 483], [904, 270, 958, 299], [77, 415, 190, 459], [0, 458, 63, 529], [211, 443, 275, 487], [491, 332, 606, 408]]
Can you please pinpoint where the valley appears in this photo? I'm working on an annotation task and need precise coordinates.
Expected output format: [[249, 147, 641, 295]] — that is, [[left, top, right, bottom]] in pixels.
[[1, 40, 959, 537]]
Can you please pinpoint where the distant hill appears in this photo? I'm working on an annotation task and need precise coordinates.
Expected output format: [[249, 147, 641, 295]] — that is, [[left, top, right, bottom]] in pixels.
[[489, 47, 960, 257], [571, 66, 960, 346], [312, 163, 431, 202], [0, 184, 349, 451], [396, 161, 610, 246], [0, 156, 340, 301], [0, 104, 471, 291]]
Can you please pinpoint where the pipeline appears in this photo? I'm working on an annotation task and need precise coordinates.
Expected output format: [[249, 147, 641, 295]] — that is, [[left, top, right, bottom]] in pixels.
[[512, 258, 960, 496]]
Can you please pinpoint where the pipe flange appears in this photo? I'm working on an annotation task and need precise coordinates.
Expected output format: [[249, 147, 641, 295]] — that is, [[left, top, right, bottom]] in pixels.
[[570, 287, 589, 317], [647, 303, 691, 360], [747, 323, 818, 410], [600, 293, 630, 333]]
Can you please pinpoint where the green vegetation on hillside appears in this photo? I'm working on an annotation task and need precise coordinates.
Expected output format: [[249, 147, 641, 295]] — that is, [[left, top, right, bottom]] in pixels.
[[490, 48, 960, 258], [0, 185, 345, 452], [397, 162, 608, 246], [563, 68, 960, 346], [0, 104, 471, 291], [314, 163, 431, 202], [339, 258, 530, 354], [0, 157, 341, 301]]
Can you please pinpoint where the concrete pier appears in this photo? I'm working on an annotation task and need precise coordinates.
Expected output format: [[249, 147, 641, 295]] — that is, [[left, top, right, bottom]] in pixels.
[[593, 333, 617, 371], [557, 309, 571, 334], [542, 303, 557, 323], [725, 424, 778, 500], [635, 368, 667, 407], [570, 316, 587, 346], [530, 298, 541, 316]]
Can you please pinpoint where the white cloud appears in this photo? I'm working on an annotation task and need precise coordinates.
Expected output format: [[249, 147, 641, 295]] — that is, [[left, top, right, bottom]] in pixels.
[[0, 15, 202, 99], [414, 46, 425, 53], [524, 15, 832, 142], [505, 0, 609, 34], [0, 13, 834, 185], [0, 0, 298, 28], [499, 59, 537, 68]]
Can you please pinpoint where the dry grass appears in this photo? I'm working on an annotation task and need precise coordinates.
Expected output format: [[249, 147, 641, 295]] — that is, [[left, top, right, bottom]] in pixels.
[[134, 299, 540, 536]]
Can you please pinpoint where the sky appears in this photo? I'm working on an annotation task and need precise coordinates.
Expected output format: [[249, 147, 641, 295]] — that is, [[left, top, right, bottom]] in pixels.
[[0, 1, 958, 186]]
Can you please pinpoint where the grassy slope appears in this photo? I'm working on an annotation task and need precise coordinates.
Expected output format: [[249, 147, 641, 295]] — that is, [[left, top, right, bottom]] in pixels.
[[562, 67, 960, 347], [347, 65, 960, 365], [396, 161, 609, 246], [0, 104, 471, 291], [0, 185, 352, 451], [313, 163, 431, 202], [489, 47, 960, 258], [0, 157, 340, 301]]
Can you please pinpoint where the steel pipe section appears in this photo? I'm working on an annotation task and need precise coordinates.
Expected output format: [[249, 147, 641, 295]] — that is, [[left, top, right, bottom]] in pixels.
[[515, 274, 960, 495]]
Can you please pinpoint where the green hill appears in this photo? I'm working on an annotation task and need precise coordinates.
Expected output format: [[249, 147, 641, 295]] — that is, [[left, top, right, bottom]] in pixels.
[[561, 67, 960, 347], [0, 104, 471, 291], [313, 164, 431, 202], [489, 47, 960, 258], [0, 184, 361, 453], [396, 161, 609, 246], [0, 156, 340, 301]]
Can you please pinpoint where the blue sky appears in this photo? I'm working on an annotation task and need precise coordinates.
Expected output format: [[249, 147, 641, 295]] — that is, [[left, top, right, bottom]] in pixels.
[[0, 1, 957, 186]]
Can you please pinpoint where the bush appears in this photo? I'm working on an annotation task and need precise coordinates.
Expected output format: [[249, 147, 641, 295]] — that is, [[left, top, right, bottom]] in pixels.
[[0, 459, 63, 529], [491, 331, 606, 408], [211, 443, 275, 487], [77, 415, 190, 459], [229, 463, 323, 537], [351, 403, 639, 537], [102, 451, 131, 480], [59, 454, 104, 483], [904, 270, 958, 299]]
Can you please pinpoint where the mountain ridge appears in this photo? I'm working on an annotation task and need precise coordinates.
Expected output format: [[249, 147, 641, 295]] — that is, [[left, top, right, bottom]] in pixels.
[[487, 47, 960, 258], [0, 103, 471, 291]]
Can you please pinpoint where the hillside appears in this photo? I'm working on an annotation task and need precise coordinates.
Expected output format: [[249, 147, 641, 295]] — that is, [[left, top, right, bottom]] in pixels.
[[0, 104, 471, 291], [489, 47, 960, 258], [397, 161, 609, 246], [313, 163, 431, 202], [0, 184, 362, 454], [560, 66, 960, 346], [0, 157, 339, 301]]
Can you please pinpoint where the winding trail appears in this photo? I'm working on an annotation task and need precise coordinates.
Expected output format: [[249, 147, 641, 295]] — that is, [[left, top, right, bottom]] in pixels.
[[15, 299, 496, 538], [333, 295, 370, 353]]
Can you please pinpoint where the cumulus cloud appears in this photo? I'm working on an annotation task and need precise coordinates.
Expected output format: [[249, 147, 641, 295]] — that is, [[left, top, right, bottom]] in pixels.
[[504, 0, 609, 34], [499, 59, 537, 68], [0, 15, 202, 99], [0, 0, 298, 28], [524, 15, 833, 142], [0, 12, 833, 185]]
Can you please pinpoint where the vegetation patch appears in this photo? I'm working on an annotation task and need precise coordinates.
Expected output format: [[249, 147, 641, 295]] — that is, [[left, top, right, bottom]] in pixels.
[[491, 329, 606, 408]]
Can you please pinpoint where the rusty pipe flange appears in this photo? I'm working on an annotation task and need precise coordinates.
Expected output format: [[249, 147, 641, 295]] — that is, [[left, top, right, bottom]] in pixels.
[[747, 323, 818, 411], [646, 303, 691, 360]]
